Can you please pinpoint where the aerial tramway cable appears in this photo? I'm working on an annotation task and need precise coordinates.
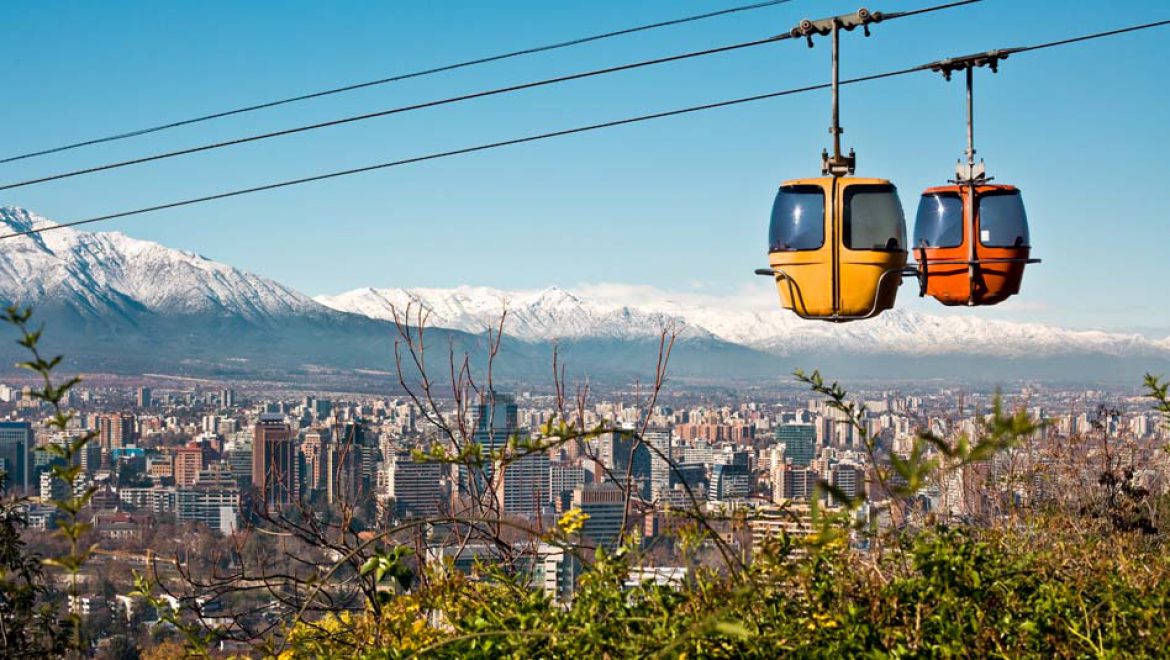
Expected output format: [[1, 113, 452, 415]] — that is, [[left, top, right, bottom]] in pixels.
[[1, 15, 1166, 242], [0, 0, 801, 165], [0, 0, 980, 193]]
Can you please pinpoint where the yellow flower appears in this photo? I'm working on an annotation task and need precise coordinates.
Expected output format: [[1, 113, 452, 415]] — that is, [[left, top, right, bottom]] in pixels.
[[557, 508, 590, 535]]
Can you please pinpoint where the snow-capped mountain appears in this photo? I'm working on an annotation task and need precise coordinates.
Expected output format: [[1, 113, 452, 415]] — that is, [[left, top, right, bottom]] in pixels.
[[315, 286, 714, 342], [0, 207, 324, 323], [316, 285, 1170, 359], [0, 205, 1165, 383]]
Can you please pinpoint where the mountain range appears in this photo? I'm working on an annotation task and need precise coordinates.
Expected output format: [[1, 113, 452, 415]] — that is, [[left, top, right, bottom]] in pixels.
[[1, 206, 1167, 386]]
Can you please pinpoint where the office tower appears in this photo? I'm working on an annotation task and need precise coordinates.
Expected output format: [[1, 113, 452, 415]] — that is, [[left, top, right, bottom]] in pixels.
[[645, 429, 673, 500], [777, 424, 817, 467], [325, 422, 373, 505], [177, 464, 240, 535], [711, 462, 750, 501], [494, 451, 550, 518], [0, 421, 33, 492], [385, 451, 445, 519], [462, 395, 519, 496], [300, 429, 329, 493], [98, 413, 135, 451], [772, 464, 819, 502], [598, 431, 651, 499], [471, 396, 519, 452], [572, 485, 626, 551], [252, 414, 295, 508], [136, 387, 152, 409], [828, 463, 864, 504], [549, 463, 586, 512], [224, 436, 253, 487], [173, 444, 204, 488], [220, 388, 236, 408]]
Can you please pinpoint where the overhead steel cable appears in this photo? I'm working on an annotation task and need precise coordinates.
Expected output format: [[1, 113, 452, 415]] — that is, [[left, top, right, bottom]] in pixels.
[[4, 14, 1164, 242], [0, 38, 781, 193], [0, 73, 896, 239], [0, 0, 800, 165], [0, 0, 980, 193], [1007, 17, 1170, 53], [882, 0, 984, 20]]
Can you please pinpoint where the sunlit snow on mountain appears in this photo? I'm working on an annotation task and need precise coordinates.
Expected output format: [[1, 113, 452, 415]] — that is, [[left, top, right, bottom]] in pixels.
[[1, 206, 1166, 383], [316, 284, 1170, 359]]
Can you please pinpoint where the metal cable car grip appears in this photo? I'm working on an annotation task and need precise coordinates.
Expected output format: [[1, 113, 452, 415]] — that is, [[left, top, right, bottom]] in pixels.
[[789, 9, 882, 176]]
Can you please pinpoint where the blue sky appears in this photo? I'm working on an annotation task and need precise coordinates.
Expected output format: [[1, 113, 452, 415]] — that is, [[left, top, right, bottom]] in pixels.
[[1, 0, 1168, 333]]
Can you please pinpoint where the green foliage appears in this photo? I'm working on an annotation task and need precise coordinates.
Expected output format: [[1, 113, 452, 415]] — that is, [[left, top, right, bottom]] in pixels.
[[0, 485, 73, 656], [1, 305, 98, 656], [274, 523, 1170, 658], [1148, 373, 1170, 438], [128, 569, 216, 655]]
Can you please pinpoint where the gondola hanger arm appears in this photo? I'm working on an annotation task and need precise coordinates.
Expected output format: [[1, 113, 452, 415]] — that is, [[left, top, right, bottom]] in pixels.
[[789, 8, 885, 47]]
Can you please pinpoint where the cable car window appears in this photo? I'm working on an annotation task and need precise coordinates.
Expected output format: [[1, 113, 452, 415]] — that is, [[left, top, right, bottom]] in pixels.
[[844, 184, 906, 251], [769, 185, 824, 251], [913, 193, 963, 248], [978, 190, 1030, 247]]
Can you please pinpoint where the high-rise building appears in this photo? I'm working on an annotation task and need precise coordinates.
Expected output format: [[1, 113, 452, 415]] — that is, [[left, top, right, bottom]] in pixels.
[[98, 413, 135, 451], [494, 451, 550, 518], [549, 463, 586, 512], [220, 388, 236, 408], [598, 431, 651, 499], [385, 451, 445, 519], [252, 414, 295, 509], [462, 396, 519, 496], [777, 425, 817, 467], [471, 396, 518, 452], [645, 430, 673, 501], [177, 464, 240, 535], [828, 463, 864, 505], [300, 429, 329, 493], [572, 485, 626, 551], [224, 436, 253, 487], [136, 387, 152, 409], [0, 421, 33, 492], [711, 462, 750, 501], [772, 464, 819, 502], [320, 422, 374, 505], [173, 444, 203, 488]]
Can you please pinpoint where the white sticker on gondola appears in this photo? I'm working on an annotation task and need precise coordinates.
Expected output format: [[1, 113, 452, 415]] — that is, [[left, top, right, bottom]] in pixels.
[[981, 230, 990, 242]]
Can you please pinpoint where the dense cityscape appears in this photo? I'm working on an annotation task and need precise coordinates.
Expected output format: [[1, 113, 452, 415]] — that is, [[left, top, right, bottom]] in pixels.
[[2, 372, 1165, 653]]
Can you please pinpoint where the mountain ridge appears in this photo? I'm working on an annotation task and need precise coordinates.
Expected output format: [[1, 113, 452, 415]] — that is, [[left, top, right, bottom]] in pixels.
[[0, 206, 1166, 384], [315, 285, 1170, 359]]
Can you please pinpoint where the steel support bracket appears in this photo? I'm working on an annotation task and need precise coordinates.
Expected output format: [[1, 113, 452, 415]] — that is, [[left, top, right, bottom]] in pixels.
[[790, 8, 884, 46], [927, 49, 1012, 80]]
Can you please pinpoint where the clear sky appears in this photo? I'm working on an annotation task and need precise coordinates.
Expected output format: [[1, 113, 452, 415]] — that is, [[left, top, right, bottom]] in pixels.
[[1, 0, 1168, 333]]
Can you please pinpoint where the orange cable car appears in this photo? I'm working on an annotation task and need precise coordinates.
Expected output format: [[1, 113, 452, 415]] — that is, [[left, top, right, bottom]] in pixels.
[[913, 50, 1039, 306], [758, 9, 908, 322]]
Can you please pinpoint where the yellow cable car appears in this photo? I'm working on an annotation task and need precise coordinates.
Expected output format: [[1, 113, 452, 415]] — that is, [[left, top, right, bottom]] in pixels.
[[758, 9, 907, 322], [767, 176, 907, 320]]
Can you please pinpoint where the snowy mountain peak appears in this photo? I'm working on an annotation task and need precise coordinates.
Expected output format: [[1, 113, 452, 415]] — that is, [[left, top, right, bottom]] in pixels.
[[0, 206, 324, 322], [315, 285, 710, 342], [317, 285, 1170, 359]]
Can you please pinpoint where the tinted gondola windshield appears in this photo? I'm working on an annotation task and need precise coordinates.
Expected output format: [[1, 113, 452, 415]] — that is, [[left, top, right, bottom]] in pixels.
[[978, 190, 1030, 247], [769, 185, 824, 251], [844, 184, 906, 251], [914, 192, 963, 248]]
